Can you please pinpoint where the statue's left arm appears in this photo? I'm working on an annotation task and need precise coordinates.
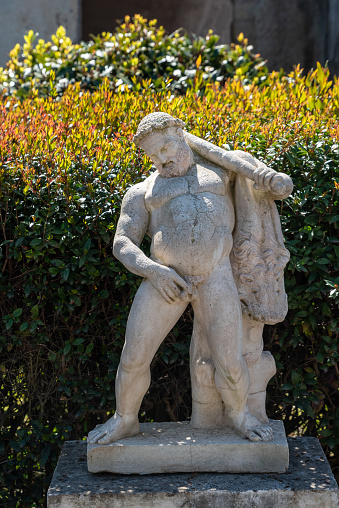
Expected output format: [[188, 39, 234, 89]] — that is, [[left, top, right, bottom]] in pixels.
[[183, 131, 293, 200], [232, 150, 290, 200]]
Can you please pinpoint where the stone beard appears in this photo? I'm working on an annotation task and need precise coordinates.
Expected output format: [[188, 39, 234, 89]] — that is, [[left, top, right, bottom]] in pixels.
[[141, 127, 194, 178]]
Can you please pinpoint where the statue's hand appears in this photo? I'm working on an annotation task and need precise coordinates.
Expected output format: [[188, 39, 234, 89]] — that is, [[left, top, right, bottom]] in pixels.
[[149, 265, 192, 303], [253, 163, 276, 191], [253, 162, 293, 198]]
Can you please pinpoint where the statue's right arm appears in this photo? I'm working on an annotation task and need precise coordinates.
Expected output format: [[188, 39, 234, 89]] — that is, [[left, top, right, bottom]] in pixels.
[[113, 182, 159, 279], [113, 182, 192, 302]]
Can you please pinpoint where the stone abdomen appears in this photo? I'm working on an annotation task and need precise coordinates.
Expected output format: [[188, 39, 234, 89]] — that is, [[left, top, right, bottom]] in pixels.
[[150, 192, 233, 276]]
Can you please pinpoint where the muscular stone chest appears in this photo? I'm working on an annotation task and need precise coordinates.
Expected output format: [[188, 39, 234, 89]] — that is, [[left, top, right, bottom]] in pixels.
[[144, 162, 233, 255], [144, 162, 227, 212]]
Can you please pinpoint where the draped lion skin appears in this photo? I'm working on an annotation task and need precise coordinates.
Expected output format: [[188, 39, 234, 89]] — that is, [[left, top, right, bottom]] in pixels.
[[87, 112, 292, 446]]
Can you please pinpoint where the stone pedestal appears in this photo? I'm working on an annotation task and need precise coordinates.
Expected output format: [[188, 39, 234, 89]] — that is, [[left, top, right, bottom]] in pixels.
[[87, 420, 288, 474], [48, 437, 339, 508]]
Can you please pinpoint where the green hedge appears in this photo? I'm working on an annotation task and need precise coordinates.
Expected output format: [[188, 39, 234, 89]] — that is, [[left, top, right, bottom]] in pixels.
[[0, 35, 338, 507], [0, 15, 270, 99]]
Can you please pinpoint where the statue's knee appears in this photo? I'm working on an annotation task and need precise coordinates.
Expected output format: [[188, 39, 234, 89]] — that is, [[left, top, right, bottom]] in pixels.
[[226, 365, 243, 385], [120, 353, 148, 373], [216, 357, 244, 386]]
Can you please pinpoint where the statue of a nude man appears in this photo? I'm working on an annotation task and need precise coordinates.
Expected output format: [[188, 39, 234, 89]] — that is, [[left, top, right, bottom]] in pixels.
[[88, 112, 292, 446]]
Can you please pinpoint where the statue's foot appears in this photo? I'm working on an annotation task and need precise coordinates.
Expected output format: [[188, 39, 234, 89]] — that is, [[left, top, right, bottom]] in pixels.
[[87, 412, 139, 445], [228, 410, 273, 442]]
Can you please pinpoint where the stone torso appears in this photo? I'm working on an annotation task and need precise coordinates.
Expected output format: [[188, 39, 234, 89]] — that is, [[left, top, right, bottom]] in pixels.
[[144, 157, 235, 277]]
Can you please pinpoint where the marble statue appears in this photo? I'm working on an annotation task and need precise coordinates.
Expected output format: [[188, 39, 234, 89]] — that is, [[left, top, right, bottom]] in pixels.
[[87, 112, 293, 447]]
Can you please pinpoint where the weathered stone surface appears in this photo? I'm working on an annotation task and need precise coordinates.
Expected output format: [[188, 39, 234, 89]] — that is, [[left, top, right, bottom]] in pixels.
[[48, 437, 339, 507], [87, 420, 288, 474], [88, 112, 292, 453]]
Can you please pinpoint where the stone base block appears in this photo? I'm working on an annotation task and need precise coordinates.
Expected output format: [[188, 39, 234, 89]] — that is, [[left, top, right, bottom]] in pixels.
[[47, 436, 339, 508], [87, 420, 288, 474]]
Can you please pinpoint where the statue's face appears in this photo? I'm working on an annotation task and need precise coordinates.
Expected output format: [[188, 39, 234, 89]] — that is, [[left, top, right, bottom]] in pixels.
[[140, 127, 193, 178]]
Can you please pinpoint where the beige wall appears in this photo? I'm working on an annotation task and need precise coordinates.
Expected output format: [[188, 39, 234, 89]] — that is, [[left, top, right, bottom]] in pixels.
[[0, 0, 81, 67]]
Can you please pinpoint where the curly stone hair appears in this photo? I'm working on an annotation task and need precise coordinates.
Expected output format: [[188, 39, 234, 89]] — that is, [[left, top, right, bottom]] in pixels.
[[134, 112, 185, 146]]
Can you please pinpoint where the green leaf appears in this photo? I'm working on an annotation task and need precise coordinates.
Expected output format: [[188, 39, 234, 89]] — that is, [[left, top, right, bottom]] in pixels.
[[316, 352, 324, 363], [10, 440, 22, 453], [85, 343, 94, 355], [12, 308, 22, 318], [15, 237, 25, 247], [309, 314, 317, 329], [296, 311, 308, 317], [308, 272, 318, 283], [83, 239, 91, 253], [321, 303, 331, 317], [73, 295, 81, 306], [99, 289, 109, 299], [39, 446, 50, 466], [291, 370, 302, 384], [30, 322, 37, 332], [317, 258, 330, 264], [79, 256, 86, 268], [326, 437, 337, 448], [169, 352, 179, 363], [52, 259, 65, 267], [31, 305, 39, 319], [286, 152, 295, 165], [329, 215, 339, 224], [61, 268, 70, 281], [20, 322, 29, 332], [30, 238, 42, 247], [281, 383, 293, 390], [73, 338, 84, 345], [64, 343, 71, 354], [5, 319, 13, 330]]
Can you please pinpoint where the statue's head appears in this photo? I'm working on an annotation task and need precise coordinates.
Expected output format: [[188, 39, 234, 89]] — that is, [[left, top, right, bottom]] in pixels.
[[134, 112, 193, 177]]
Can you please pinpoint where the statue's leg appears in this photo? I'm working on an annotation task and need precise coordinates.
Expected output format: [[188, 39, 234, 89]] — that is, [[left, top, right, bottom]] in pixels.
[[87, 279, 187, 444], [192, 258, 273, 441], [192, 260, 248, 416], [191, 305, 276, 428], [190, 317, 224, 429], [241, 314, 276, 423]]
